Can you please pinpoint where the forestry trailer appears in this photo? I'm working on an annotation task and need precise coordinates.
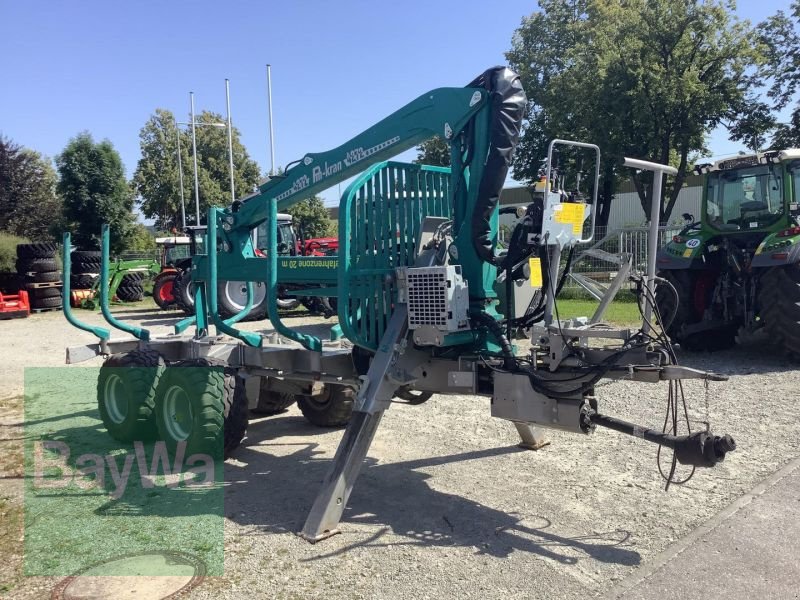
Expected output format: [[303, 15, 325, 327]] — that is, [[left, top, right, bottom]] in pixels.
[[62, 66, 735, 542]]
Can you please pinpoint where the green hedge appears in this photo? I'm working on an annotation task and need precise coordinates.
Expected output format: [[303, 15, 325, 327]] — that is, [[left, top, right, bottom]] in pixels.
[[0, 232, 30, 273]]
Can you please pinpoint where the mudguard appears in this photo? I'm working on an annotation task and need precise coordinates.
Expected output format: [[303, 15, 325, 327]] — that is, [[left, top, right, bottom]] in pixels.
[[751, 231, 800, 268], [656, 228, 713, 270]]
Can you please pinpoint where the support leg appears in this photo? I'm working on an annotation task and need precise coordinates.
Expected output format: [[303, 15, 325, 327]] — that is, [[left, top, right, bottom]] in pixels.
[[299, 410, 384, 542], [514, 422, 550, 450], [299, 305, 415, 542]]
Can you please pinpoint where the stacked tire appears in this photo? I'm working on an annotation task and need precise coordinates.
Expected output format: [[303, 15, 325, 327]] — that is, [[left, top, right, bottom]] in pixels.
[[117, 272, 146, 302], [16, 242, 63, 311], [70, 250, 101, 291]]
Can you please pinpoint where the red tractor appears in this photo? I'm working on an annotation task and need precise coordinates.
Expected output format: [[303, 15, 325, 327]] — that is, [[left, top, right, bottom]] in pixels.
[[151, 234, 192, 310]]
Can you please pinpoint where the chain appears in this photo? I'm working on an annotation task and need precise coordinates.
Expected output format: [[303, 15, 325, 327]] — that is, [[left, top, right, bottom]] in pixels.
[[703, 378, 711, 432]]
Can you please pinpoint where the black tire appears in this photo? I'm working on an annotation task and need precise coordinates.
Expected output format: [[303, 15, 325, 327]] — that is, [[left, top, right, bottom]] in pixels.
[[27, 271, 62, 284], [655, 270, 737, 351], [174, 270, 195, 315], [253, 378, 296, 415], [218, 280, 268, 320], [117, 284, 144, 302], [297, 385, 354, 427], [73, 259, 101, 273], [30, 295, 62, 309], [759, 264, 800, 356], [154, 359, 248, 458], [16, 257, 58, 273], [122, 272, 147, 285], [153, 272, 178, 309], [17, 242, 57, 259], [71, 250, 101, 262], [70, 273, 97, 289], [97, 350, 166, 442], [222, 368, 249, 456], [31, 287, 62, 299]]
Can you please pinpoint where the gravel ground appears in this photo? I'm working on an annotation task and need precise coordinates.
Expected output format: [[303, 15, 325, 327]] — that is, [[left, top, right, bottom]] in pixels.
[[1, 305, 798, 599]]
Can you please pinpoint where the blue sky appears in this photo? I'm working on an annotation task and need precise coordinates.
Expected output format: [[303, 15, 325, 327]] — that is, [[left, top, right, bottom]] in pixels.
[[0, 0, 793, 208]]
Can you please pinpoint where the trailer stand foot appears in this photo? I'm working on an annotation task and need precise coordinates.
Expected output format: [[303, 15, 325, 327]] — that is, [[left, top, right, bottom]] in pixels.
[[514, 422, 550, 450], [299, 410, 385, 543]]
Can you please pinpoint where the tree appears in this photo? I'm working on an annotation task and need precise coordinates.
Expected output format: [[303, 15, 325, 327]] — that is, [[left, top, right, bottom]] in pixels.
[[414, 136, 450, 167], [132, 109, 261, 229], [57, 132, 135, 253], [507, 0, 760, 225], [127, 222, 157, 253], [757, 1, 800, 148], [286, 196, 333, 238], [0, 136, 63, 240]]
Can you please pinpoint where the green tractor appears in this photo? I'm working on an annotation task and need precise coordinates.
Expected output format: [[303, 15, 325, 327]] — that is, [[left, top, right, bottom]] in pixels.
[[655, 149, 800, 354]]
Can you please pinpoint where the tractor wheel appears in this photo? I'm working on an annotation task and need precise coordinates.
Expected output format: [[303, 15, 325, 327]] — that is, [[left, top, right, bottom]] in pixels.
[[96, 350, 166, 442], [253, 378, 296, 415], [71, 250, 101, 262], [297, 384, 354, 428], [655, 270, 736, 351], [17, 242, 57, 259], [117, 284, 144, 302], [16, 257, 58, 273], [73, 259, 101, 273], [30, 295, 63, 309], [655, 271, 694, 337], [218, 280, 268, 320], [70, 273, 97, 289], [31, 287, 62, 300], [758, 264, 800, 356], [173, 270, 195, 315], [26, 271, 62, 284], [121, 272, 146, 286], [153, 272, 178, 309], [154, 359, 248, 457]]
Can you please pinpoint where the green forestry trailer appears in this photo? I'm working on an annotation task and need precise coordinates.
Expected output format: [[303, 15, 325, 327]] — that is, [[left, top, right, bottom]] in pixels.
[[62, 67, 734, 542], [655, 150, 800, 353]]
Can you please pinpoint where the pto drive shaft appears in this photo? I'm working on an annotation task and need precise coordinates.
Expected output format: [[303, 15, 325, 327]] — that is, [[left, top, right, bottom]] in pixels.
[[584, 412, 736, 468]]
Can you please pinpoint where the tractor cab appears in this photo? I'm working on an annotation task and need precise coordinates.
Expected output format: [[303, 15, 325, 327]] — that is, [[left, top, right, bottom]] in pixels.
[[702, 154, 789, 234], [155, 234, 191, 269]]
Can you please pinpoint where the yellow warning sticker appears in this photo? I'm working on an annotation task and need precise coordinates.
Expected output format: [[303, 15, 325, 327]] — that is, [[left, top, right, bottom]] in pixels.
[[529, 257, 543, 287], [554, 203, 587, 235], [683, 248, 693, 258]]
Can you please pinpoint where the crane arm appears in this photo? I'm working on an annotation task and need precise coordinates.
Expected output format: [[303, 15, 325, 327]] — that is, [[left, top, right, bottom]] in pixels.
[[229, 86, 488, 232]]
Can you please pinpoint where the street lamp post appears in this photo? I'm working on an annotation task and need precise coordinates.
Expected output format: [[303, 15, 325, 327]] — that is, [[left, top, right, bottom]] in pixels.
[[175, 129, 186, 229], [178, 100, 227, 226], [225, 79, 235, 203]]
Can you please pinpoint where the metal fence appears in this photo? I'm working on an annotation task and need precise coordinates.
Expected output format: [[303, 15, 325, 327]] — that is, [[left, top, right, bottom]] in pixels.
[[564, 225, 683, 296]]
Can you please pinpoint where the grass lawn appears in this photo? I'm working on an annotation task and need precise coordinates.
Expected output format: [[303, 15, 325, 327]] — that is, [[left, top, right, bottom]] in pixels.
[[554, 299, 642, 326]]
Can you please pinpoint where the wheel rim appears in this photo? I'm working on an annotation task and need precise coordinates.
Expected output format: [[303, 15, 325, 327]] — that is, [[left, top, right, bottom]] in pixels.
[[223, 281, 266, 311], [162, 385, 193, 441], [158, 279, 175, 302], [103, 374, 129, 424]]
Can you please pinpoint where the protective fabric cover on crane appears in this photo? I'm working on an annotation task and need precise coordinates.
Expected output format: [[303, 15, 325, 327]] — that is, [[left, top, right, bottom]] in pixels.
[[467, 66, 527, 267]]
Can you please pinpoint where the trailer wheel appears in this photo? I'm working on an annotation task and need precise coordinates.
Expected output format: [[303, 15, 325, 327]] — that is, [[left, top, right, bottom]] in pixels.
[[253, 378, 296, 415], [155, 359, 248, 458], [297, 385, 354, 428], [759, 264, 800, 356], [153, 272, 177, 309], [97, 350, 165, 442]]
